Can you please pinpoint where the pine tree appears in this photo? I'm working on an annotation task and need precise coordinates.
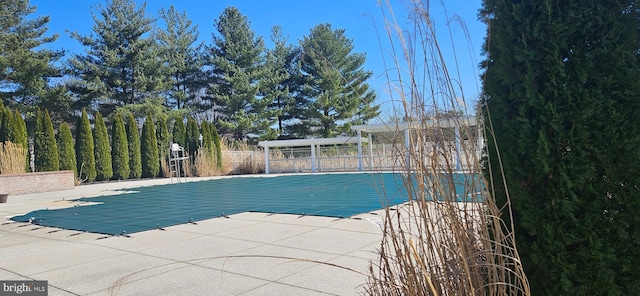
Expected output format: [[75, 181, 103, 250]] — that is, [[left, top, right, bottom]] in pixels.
[[141, 112, 159, 178], [125, 112, 142, 179], [57, 122, 77, 176], [206, 7, 273, 139], [296, 23, 379, 137], [111, 111, 129, 180], [155, 113, 169, 175], [157, 5, 206, 110], [172, 116, 186, 146], [75, 109, 96, 181], [93, 112, 112, 180], [0, 0, 65, 112], [68, 0, 163, 114], [481, 0, 640, 294], [34, 109, 59, 172], [264, 25, 300, 137]]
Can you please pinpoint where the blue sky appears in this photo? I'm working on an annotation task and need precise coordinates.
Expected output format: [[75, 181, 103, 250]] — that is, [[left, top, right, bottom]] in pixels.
[[30, 0, 486, 118]]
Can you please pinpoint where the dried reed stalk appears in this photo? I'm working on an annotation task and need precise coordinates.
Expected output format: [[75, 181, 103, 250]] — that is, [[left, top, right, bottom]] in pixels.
[[365, 1, 529, 295]]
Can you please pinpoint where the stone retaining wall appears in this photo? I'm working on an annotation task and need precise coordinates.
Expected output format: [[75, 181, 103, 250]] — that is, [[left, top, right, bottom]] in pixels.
[[0, 170, 75, 195]]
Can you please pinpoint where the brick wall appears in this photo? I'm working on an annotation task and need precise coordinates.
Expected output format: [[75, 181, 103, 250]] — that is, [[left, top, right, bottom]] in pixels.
[[0, 170, 75, 195]]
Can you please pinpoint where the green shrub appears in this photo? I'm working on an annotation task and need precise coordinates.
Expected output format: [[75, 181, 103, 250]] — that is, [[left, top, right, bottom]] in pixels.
[[75, 109, 96, 181], [155, 113, 169, 176], [172, 116, 185, 146], [111, 111, 129, 180], [34, 109, 59, 172], [93, 111, 112, 180], [57, 122, 77, 176], [185, 115, 199, 154], [125, 112, 142, 179], [141, 112, 159, 178]]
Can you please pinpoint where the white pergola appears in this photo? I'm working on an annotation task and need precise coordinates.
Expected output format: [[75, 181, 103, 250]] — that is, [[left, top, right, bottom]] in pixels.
[[258, 137, 369, 174], [258, 117, 478, 174]]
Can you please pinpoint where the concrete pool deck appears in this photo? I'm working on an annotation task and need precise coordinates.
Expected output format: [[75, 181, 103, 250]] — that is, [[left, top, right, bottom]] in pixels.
[[0, 177, 386, 295]]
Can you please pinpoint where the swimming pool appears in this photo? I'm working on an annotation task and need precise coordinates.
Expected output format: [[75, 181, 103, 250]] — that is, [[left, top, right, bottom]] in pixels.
[[11, 172, 480, 236]]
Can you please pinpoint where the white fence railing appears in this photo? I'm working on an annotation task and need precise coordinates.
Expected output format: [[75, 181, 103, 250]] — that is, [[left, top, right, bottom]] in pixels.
[[224, 142, 483, 174]]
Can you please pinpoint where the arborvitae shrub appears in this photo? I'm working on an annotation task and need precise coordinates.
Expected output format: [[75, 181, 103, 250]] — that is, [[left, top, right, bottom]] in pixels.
[[185, 115, 199, 154], [172, 116, 185, 146], [93, 111, 112, 180], [57, 122, 77, 176], [141, 112, 159, 178], [155, 113, 169, 176], [111, 111, 129, 180], [34, 109, 59, 172], [75, 109, 96, 181], [125, 112, 142, 179]]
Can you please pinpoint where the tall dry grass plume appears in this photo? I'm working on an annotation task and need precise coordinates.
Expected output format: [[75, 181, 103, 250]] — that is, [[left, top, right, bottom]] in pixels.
[[0, 141, 27, 175], [366, 1, 529, 295]]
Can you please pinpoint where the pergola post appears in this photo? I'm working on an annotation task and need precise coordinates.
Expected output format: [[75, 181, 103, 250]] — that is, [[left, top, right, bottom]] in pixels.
[[264, 146, 270, 174], [404, 128, 411, 171], [368, 132, 373, 170], [357, 130, 363, 171], [455, 125, 462, 171], [311, 143, 316, 173]]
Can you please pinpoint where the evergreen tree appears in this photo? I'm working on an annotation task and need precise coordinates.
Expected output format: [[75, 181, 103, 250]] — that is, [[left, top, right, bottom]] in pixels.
[[156, 5, 206, 110], [34, 109, 59, 172], [75, 109, 96, 181], [141, 112, 159, 178], [125, 112, 142, 178], [0, 0, 66, 112], [111, 111, 129, 180], [211, 122, 222, 169], [155, 113, 169, 175], [172, 116, 186, 146], [12, 109, 28, 150], [201, 121, 213, 153], [185, 115, 199, 154], [206, 7, 273, 139], [67, 0, 163, 114], [296, 23, 379, 137], [57, 122, 77, 176], [1, 107, 14, 143], [0, 101, 5, 142], [481, 0, 640, 294], [264, 26, 300, 137], [93, 112, 112, 180]]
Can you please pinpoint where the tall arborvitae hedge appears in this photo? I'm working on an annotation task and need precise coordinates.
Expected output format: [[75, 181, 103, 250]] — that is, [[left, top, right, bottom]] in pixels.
[[155, 113, 169, 176], [75, 109, 96, 181], [2, 107, 14, 143], [93, 111, 112, 180], [111, 111, 129, 180], [185, 115, 199, 154], [34, 109, 59, 172], [57, 122, 77, 176], [481, 0, 640, 294], [0, 101, 4, 142], [211, 122, 223, 168], [141, 112, 159, 178], [172, 116, 185, 146], [125, 112, 142, 179]]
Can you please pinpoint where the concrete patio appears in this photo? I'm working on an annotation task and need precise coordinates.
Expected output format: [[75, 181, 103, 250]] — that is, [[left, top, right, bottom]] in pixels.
[[0, 177, 386, 295]]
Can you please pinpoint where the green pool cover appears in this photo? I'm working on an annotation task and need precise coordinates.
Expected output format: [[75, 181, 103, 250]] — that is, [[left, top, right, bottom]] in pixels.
[[11, 173, 480, 236]]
